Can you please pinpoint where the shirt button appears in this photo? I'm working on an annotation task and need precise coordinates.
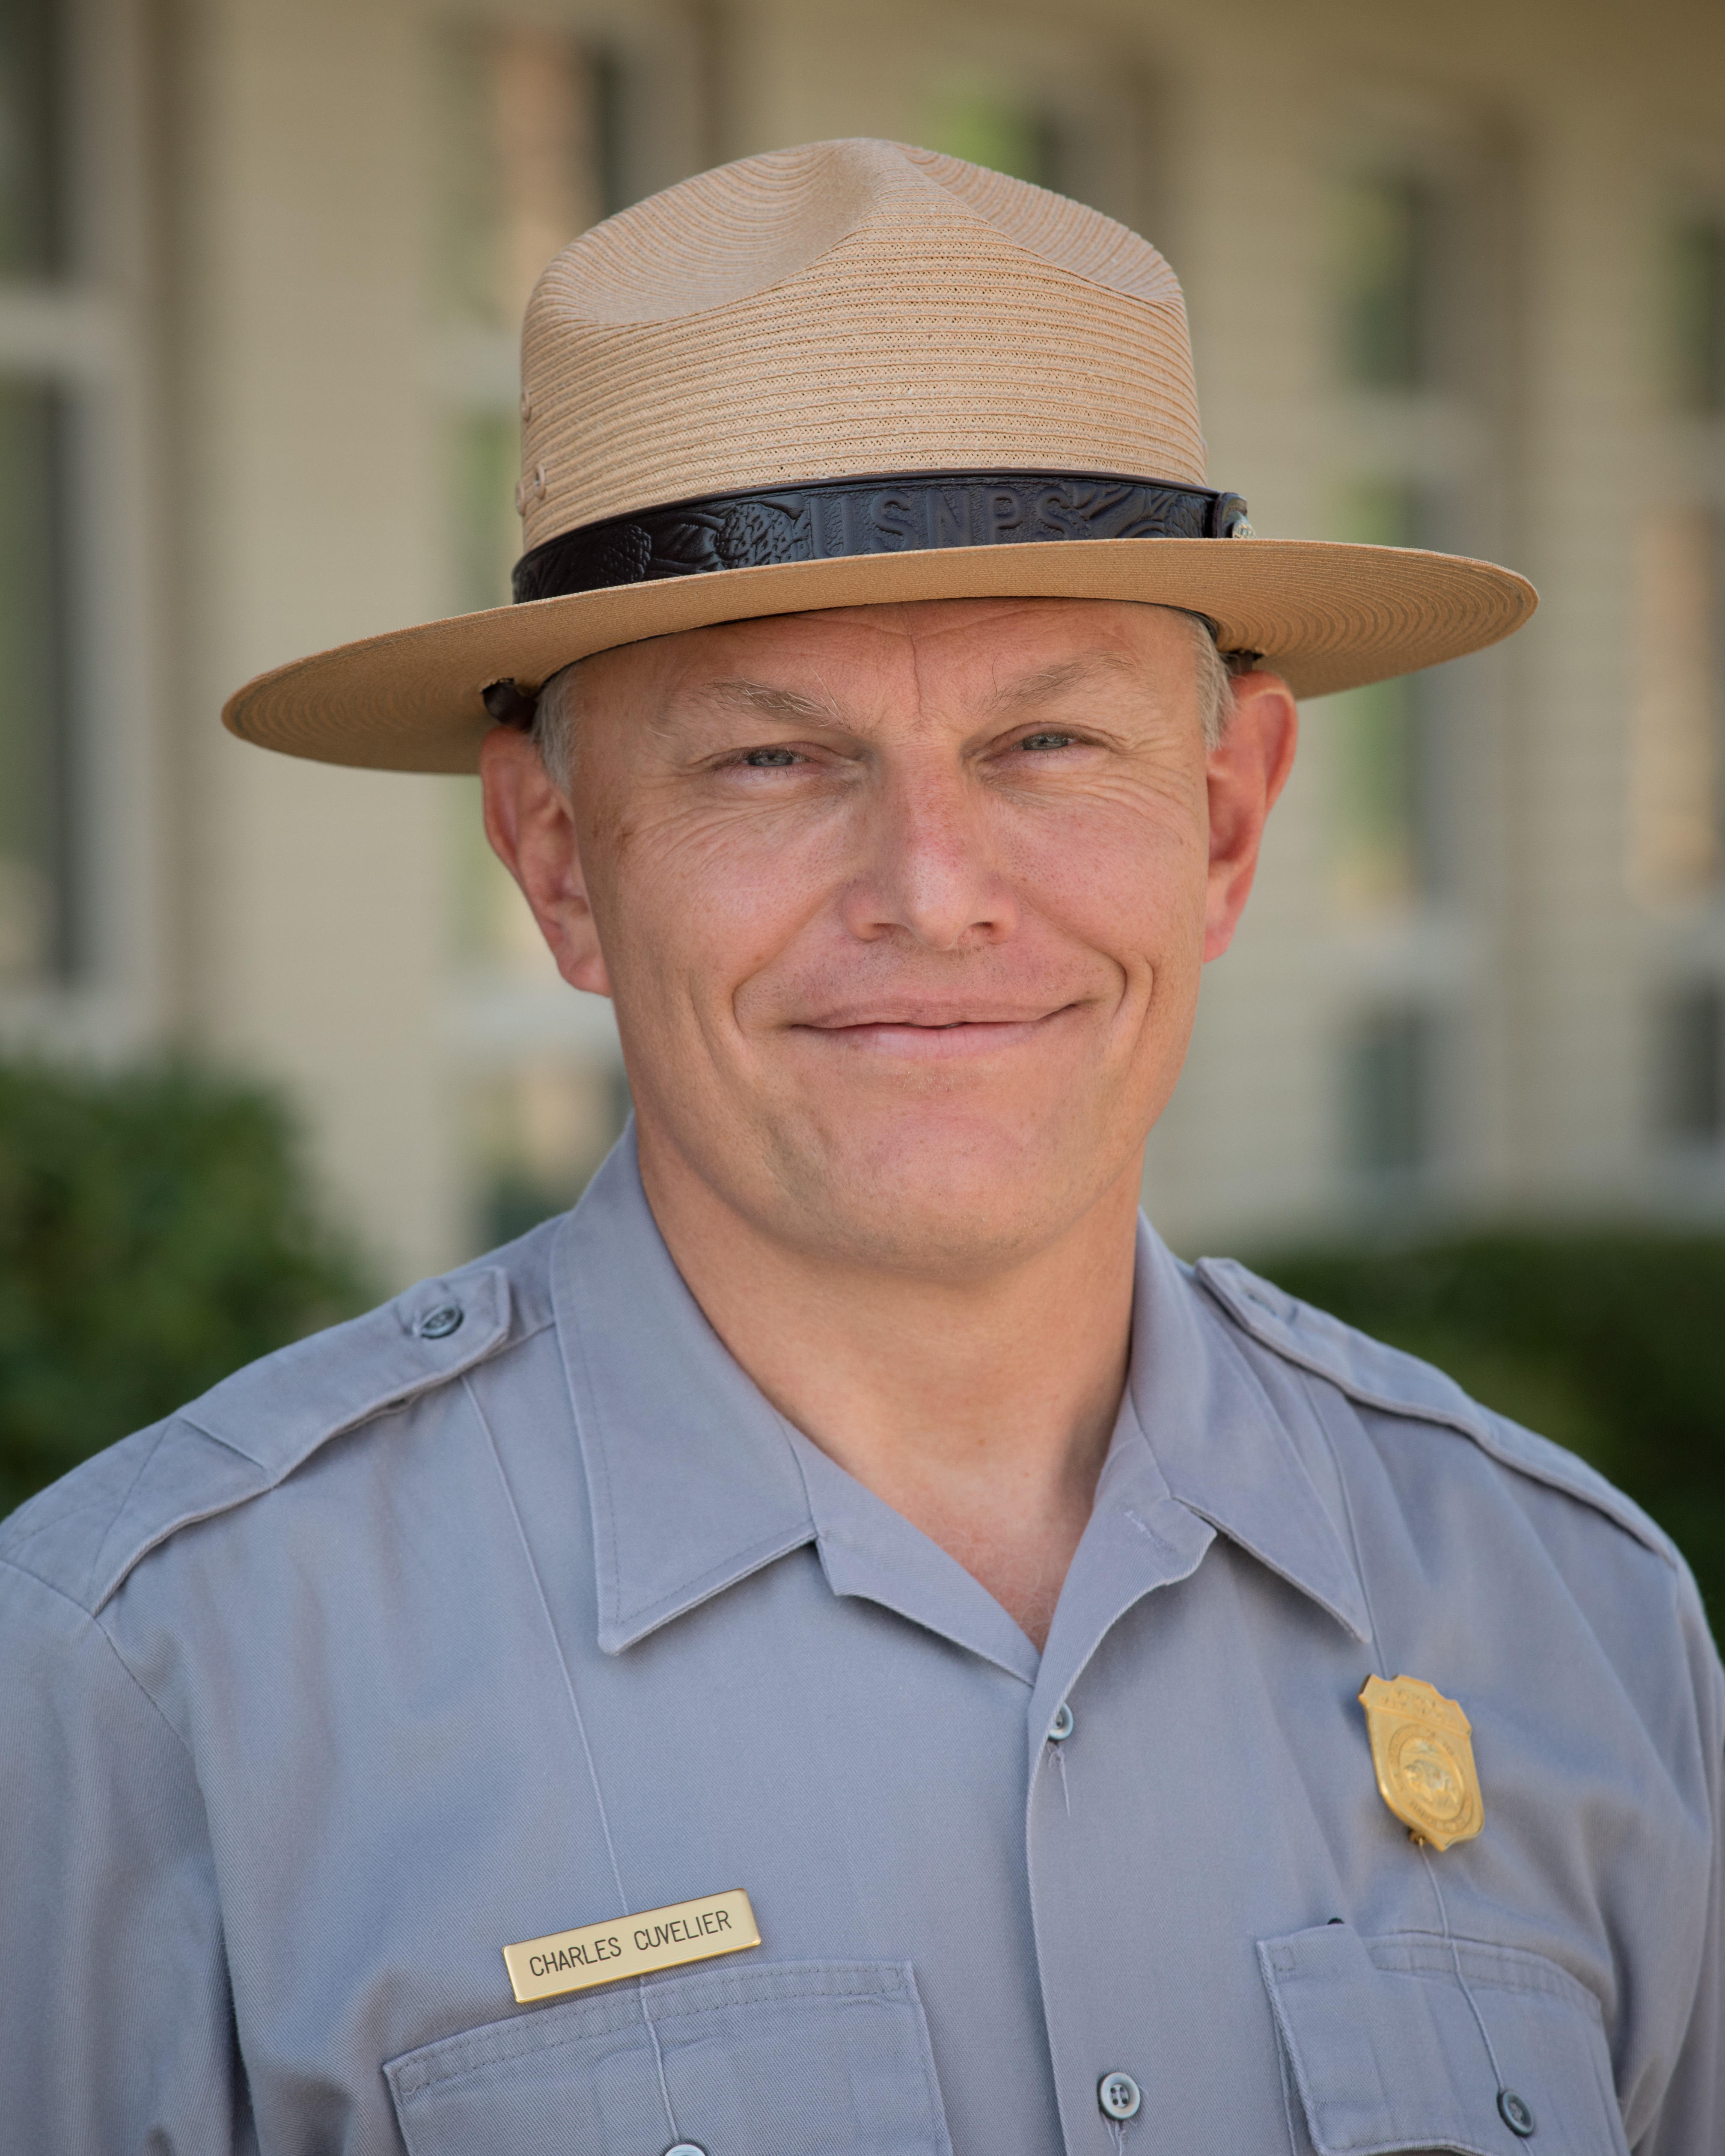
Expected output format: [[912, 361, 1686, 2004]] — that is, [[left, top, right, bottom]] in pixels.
[[1497, 2089, 1536, 2138], [1098, 2071, 1141, 2120], [665, 2144, 707, 2155], [1049, 1702, 1074, 1742], [417, 1303, 464, 1340]]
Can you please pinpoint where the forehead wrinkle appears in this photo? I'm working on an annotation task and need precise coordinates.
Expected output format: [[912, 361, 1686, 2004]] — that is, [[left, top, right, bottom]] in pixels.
[[676, 675, 852, 728], [984, 651, 1147, 714]]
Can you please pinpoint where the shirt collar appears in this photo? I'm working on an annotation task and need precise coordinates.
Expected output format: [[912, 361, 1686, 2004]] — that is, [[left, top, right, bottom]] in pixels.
[[554, 1131, 816, 1654], [555, 1134, 1368, 1656], [1119, 1218, 1371, 1644]]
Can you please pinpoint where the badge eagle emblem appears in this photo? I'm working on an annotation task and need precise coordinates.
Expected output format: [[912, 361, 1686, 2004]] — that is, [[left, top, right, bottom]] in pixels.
[[1358, 1675, 1484, 1850]]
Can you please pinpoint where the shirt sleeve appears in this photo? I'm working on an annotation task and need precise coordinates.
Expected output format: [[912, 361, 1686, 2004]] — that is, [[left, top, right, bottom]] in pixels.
[[1632, 1583, 1725, 2156], [0, 1556, 251, 2155]]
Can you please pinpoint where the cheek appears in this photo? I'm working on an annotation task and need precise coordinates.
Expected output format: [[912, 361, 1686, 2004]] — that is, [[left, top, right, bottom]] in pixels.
[[588, 804, 838, 1018], [1008, 796, 1210, 964]]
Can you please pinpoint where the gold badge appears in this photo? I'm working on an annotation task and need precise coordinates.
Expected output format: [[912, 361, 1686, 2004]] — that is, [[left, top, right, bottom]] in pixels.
[[503, 1889, 760, 2004], [1358, 1675, 1483, 1851]]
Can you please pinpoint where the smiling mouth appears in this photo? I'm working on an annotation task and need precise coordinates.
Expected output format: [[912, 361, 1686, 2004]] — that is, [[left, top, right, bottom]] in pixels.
[[792, 1006, 1082, 1057]]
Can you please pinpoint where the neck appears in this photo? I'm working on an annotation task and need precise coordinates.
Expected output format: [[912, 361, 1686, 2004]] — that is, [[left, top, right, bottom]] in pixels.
[[634, 1129, 1142, 1651]]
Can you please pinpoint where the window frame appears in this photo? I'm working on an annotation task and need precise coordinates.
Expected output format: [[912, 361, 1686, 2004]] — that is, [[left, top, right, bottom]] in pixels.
[[0, 0, 169, 1048]]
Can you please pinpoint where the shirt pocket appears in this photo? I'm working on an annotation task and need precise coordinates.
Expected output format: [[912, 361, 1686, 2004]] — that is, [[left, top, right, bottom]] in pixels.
[[383, 1958, 953, 2156], [1258, 1923, 1628, 2156]]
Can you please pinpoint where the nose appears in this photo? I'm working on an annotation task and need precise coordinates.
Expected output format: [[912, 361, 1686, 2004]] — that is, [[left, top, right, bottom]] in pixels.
[[837, 757, 1019, 951]]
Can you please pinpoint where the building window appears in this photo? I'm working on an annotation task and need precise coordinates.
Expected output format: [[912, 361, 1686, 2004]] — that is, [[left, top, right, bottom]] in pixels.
[[1338, 172, 1438, 391], [1629, 505, 1724, 903], [1659, 981, 1725, 1146], [0, 380, 74, 981], [429, 17, 649, 1250], [916, 53, 1161, 235], [433, 23, 611, 609], [0, 0, 63, 276], [922, 79, 1069, 193], [1671, 215, 1725, 417], [1344, 1005, 1438, 1180], [432, 24, 616, 333], [1324, 147, 1508, 924], [0, 0, 82, 988], [1329, 478, 1449, 911]]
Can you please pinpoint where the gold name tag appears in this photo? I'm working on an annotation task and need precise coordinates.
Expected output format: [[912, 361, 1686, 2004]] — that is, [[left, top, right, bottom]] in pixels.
[[503, 1889, 760, 2004]]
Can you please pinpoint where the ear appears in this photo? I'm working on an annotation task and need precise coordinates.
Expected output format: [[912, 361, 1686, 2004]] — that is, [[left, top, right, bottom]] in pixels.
[[478, 725, 613, 997], [1202, 671, 1298, 963]]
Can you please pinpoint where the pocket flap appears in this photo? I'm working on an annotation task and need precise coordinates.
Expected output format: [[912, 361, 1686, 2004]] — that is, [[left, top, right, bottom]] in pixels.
[[1258, 1924, 1628, 2156], [385, 1959, 953, 2156]]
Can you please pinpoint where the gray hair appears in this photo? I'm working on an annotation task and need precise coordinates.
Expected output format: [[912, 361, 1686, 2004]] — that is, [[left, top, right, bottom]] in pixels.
[[528, 607, 1242, 793], [1186, 614, 1247, 750], [530, 661, 583, 796]]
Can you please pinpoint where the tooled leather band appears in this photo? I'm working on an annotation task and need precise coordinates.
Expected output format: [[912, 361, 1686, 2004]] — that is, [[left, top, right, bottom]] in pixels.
[[511, 469, 1252, 605]]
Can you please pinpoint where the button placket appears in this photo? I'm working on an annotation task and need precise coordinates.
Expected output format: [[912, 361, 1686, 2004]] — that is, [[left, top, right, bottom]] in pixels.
[[1022, 1446, 1213, 2156]]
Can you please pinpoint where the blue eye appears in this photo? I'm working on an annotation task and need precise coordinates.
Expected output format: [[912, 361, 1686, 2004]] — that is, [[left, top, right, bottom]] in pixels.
[[740, 747, 800, 767], [1020, 731, 1077, 751]]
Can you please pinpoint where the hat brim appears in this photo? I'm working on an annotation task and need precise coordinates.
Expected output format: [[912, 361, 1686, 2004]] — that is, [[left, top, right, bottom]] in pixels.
[[222, 538, 1535, 773]]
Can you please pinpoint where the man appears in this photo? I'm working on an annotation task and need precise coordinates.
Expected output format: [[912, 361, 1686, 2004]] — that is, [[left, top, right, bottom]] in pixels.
[[2, 139, 1717, 2155]]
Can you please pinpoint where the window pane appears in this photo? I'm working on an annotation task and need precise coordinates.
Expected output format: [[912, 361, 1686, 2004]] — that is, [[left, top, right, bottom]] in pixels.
[[0, 0, 63, 278], [0, 376, 72, 983], [1629, 506, 1725, 901], [1671, 217, 1725, 417], [446, 409, 519, 616], [431, 25, 606, 326], [1659, 982, 1725, 1143], [923, 80, 1067, 192], [1338, 174, 1435, 391], [1344, 1006, 1435, 1177], [1329, 479, 1440, 909]]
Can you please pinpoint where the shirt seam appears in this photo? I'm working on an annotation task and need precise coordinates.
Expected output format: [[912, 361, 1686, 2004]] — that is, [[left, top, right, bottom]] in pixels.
[[0, 1419, 170, 1584], [1198, 1264, 1677, 1570], [0, 1553, 201, 1768]]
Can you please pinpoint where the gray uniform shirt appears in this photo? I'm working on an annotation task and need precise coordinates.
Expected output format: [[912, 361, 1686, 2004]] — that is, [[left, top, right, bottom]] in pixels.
[[2, 1134, 1720, 2156]]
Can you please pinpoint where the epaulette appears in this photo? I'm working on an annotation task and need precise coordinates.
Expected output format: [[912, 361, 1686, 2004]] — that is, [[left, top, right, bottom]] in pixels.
[[0, 1246, 539, 1617], [1193, 1255, 1677, 1568]]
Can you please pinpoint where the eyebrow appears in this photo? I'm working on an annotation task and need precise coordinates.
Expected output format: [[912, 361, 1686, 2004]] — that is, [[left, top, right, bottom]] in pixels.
[[678, 677, 851, 726], [661, 653, 1139, 740], [985, 653, 1142, 713]]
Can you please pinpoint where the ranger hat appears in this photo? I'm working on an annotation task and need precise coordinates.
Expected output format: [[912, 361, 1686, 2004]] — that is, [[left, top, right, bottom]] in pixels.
[[223, 136, 1536, 772]]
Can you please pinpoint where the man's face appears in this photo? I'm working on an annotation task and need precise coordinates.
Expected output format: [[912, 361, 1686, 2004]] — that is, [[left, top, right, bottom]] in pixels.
[[484, 598, 1294, 1278]]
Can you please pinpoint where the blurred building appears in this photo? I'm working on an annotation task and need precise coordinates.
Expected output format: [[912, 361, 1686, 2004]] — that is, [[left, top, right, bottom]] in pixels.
[[1, 0, 1722, 1283]]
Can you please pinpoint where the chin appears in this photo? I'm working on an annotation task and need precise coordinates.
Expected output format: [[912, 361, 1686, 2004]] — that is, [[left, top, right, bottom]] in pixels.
[[770, 1107, 1119, 1276]]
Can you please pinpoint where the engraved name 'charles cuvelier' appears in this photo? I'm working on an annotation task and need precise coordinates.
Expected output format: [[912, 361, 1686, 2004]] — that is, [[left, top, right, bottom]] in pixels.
[[502, 1889, 761, 2004]]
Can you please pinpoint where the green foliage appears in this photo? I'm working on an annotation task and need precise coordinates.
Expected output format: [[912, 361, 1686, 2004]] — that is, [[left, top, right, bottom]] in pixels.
[[1256, 1229, 1725, 1630], [0, 1059, 373, 1516]]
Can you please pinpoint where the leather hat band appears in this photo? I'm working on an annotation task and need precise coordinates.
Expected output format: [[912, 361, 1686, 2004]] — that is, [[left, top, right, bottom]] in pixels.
[[512, 469, 1252, 604]]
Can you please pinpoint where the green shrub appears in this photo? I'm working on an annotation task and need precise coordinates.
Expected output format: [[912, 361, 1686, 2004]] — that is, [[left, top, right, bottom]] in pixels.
[[0, 1059, 373, 1516], [1254, 1229, 1725, 1631]]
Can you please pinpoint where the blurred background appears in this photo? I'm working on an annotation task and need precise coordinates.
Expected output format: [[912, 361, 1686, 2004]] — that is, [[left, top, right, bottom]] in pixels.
[[3, 0, 1725, 1603]]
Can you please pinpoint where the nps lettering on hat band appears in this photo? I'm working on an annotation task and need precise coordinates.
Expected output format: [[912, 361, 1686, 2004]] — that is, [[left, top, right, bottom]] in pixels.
[[512, 469, 1252, 605]]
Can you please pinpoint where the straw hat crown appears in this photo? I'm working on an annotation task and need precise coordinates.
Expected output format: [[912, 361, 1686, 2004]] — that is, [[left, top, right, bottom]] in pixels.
[[518, 138, 1206, 551], [221, 137, 1536, 772]]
